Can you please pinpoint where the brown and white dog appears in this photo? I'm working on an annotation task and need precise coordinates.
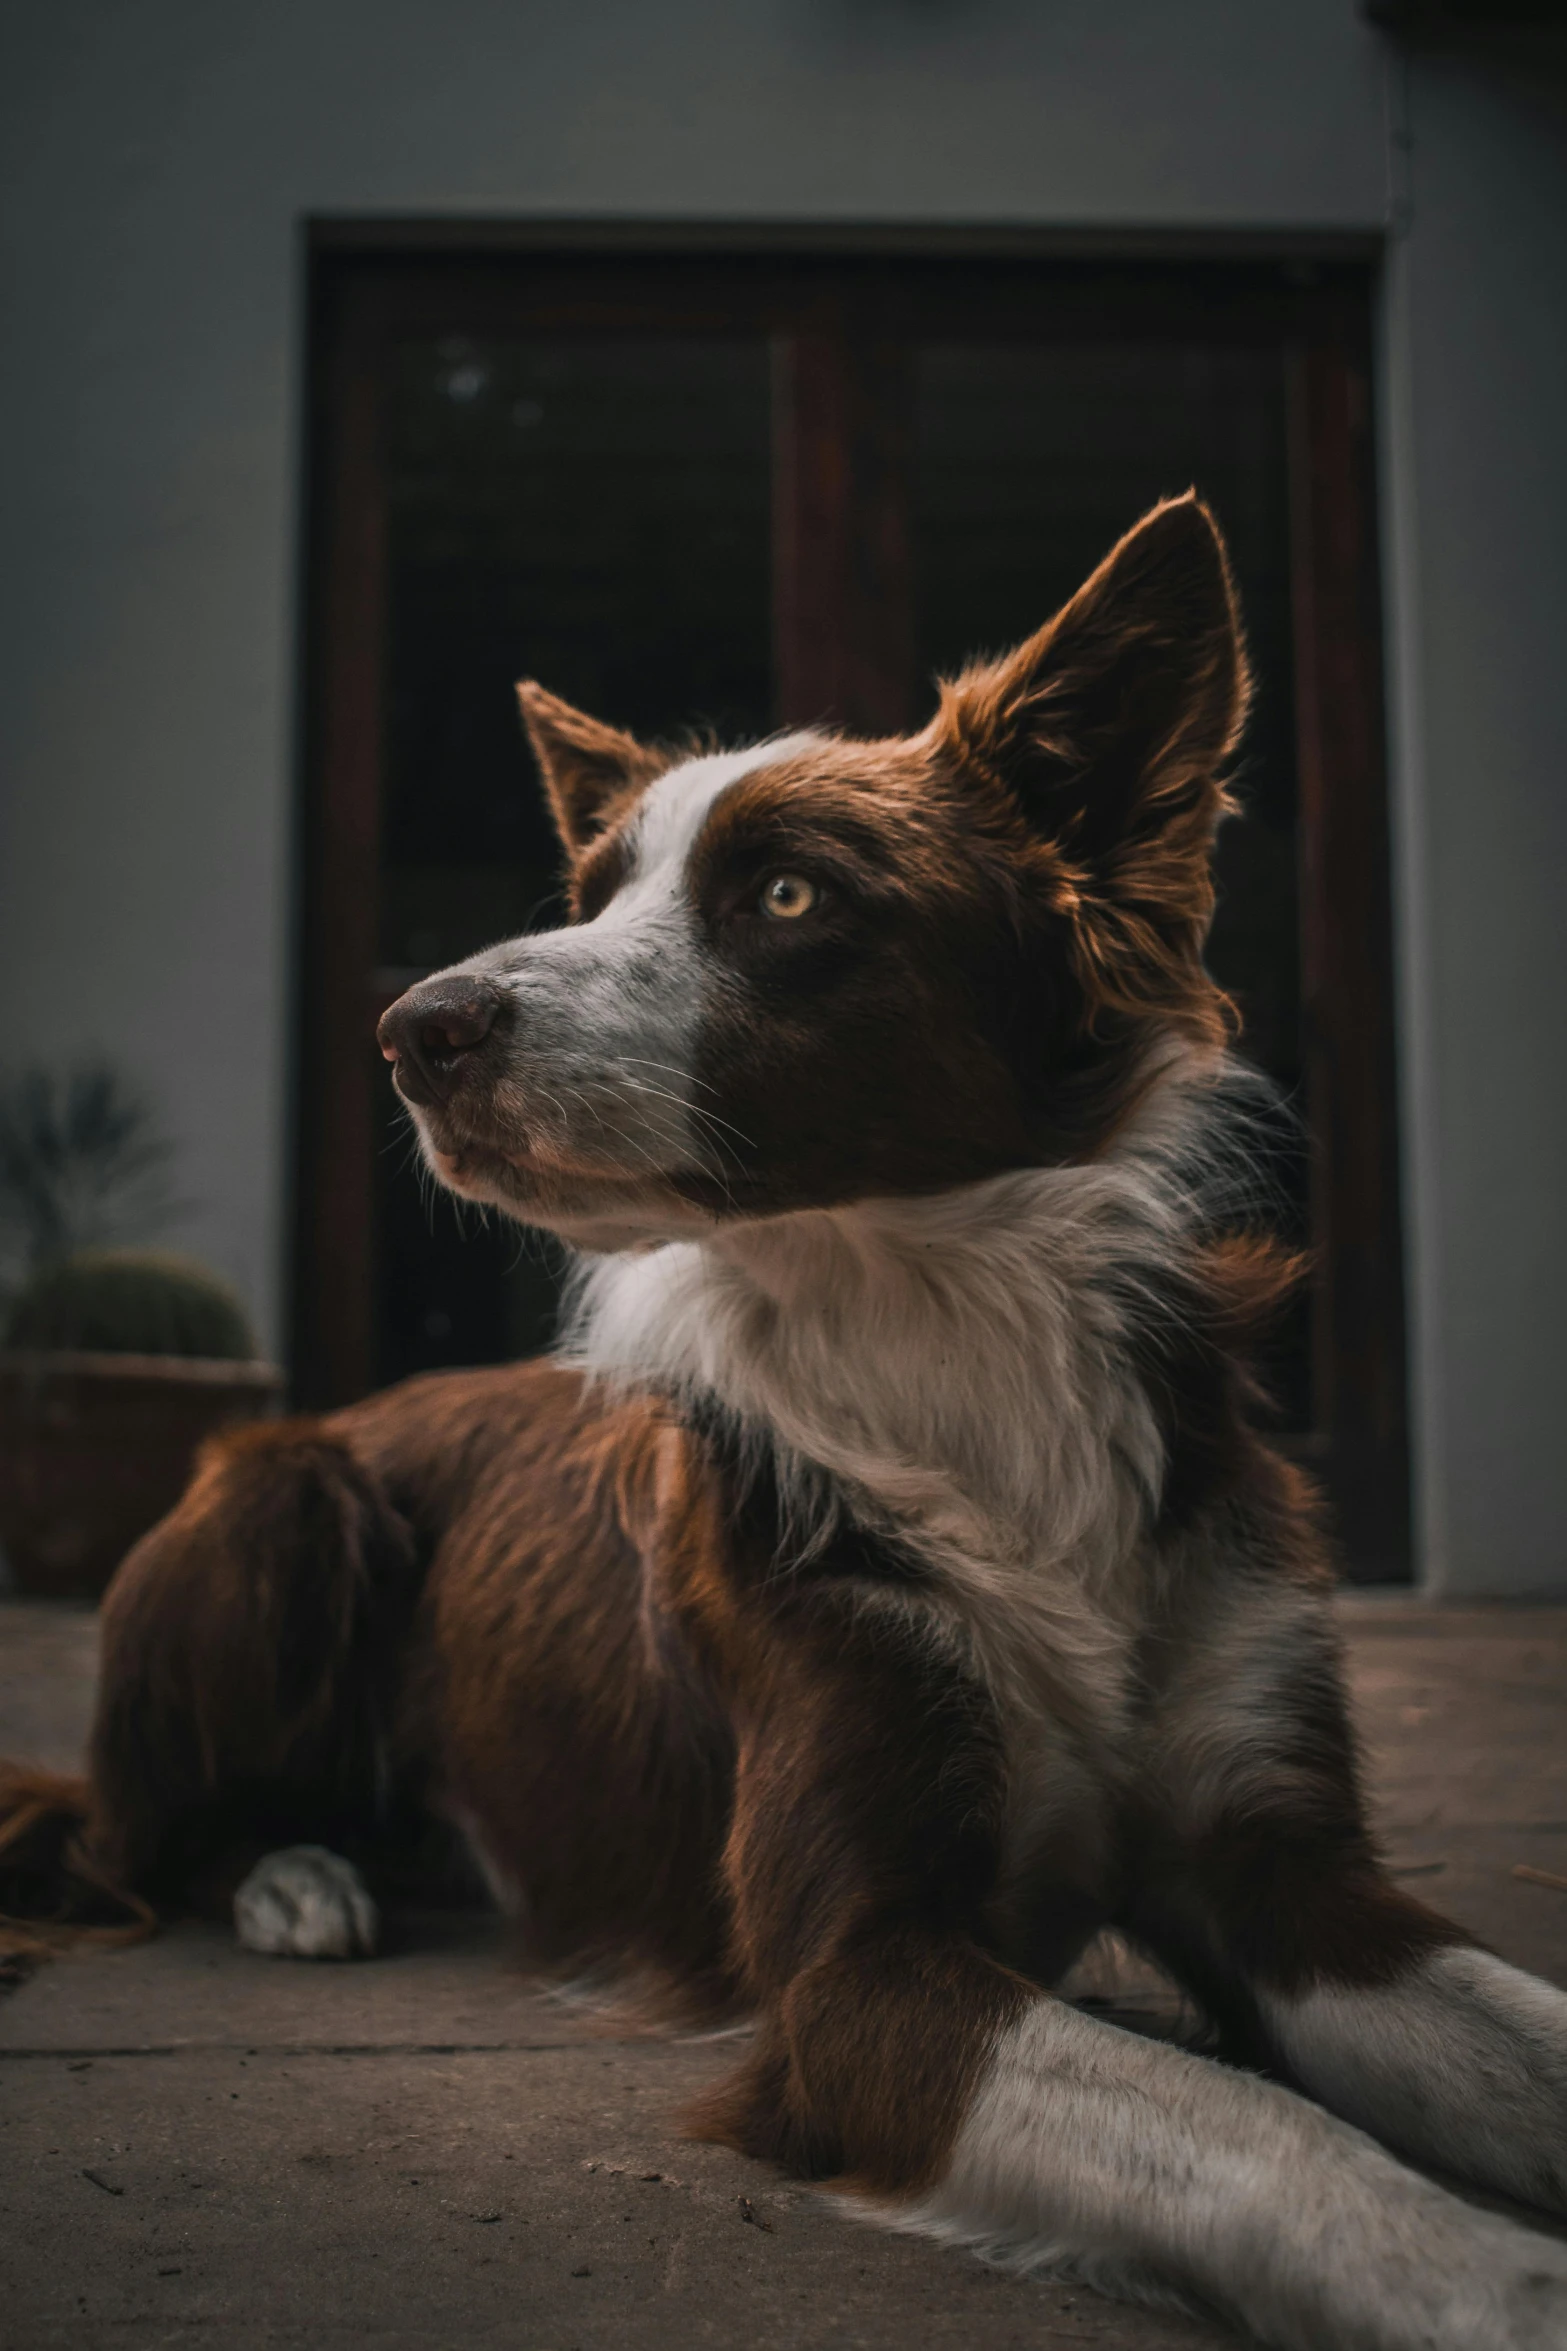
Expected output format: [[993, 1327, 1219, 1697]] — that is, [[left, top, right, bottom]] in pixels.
[[5, 496, 1567, 2349]]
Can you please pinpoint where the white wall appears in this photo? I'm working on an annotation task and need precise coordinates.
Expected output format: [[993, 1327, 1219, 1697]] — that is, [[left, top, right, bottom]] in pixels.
[[1381, 39, 1567, 1595], [0, 2, 1563, 1589]]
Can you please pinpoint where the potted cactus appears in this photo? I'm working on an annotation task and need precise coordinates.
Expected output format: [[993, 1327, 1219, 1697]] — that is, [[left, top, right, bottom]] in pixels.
[[0, 1063, 283, 1599]]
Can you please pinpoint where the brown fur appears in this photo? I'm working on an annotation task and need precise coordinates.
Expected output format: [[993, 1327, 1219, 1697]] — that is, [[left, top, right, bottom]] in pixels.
[[515, 681, 672, 854], [928, 492, 1248, 1056], [1119, 1450, 1472, 2066], [693, 496, 1250, 1201], [0, 1764, 153, 1958]]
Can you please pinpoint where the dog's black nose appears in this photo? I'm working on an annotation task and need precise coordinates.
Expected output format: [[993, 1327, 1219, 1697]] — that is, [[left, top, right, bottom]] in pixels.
[[377, 977, 503, 1106]]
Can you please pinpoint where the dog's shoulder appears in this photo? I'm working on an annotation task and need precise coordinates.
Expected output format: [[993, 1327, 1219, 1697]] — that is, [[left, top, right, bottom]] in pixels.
[[325, 1356, 670, 1529]]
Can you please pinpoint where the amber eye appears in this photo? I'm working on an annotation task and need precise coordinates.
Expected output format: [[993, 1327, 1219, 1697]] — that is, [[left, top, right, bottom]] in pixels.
[[760, 873, 817, 920]]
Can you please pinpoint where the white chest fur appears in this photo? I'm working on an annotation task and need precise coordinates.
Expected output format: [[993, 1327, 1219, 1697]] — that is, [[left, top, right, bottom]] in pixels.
[[563, 1070, 1238, 1741]]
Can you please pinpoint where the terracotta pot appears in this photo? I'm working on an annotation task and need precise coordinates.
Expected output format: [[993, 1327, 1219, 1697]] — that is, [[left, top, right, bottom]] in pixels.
[[0, 1351, 285, 1601]]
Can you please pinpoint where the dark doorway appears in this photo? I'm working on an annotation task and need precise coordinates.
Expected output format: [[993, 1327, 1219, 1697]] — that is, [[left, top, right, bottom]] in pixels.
[[297, 234, 1406, 1577]]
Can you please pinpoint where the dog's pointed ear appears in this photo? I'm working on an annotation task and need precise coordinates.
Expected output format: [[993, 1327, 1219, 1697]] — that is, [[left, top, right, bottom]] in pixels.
[[516, 682, 667, 856], [928, 494, 1248, 871]]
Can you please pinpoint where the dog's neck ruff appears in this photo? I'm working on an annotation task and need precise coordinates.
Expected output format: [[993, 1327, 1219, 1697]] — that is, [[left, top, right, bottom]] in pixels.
[[567, 1051, 1247, 1622]]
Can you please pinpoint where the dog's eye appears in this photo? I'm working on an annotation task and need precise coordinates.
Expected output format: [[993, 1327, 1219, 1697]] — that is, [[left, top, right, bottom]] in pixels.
[[760, 873, 817, 921]]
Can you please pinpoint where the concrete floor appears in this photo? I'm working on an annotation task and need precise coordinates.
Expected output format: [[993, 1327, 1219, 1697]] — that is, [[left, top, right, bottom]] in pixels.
[[2, 1594, 1566, 2350]]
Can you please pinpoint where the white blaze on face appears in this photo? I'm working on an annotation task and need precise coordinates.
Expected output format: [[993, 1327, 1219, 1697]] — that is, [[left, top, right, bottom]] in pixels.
[[470, 738, 809, 1179]]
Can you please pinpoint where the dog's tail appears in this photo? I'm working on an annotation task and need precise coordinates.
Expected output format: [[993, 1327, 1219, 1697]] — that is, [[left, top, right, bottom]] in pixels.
[[0, 1761, 154, 1970], [1, 1415, 421, 1977]]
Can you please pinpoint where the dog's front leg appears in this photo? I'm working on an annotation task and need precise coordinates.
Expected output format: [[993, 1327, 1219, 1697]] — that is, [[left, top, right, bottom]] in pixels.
[[892, 1981, 1567, 2351], [704, 1919, 1567, 2349], [1130, 1580, 1567, 2219], [689, 1584, 1567, 2351], [1257, 1940, 1567, 2218]]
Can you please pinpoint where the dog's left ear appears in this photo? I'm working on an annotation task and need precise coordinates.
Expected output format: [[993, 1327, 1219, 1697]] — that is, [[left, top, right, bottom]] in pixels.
[[516, 682, 667, 857], [929, 493, 1248, 873]]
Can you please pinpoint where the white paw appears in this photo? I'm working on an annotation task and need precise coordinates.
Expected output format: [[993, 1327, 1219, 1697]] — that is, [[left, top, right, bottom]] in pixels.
[[233, 1846, 379, 1960]]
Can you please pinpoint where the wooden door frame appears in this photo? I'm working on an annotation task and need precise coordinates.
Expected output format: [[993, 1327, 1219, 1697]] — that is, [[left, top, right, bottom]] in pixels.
[[292, 223, 1407, 1577]]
